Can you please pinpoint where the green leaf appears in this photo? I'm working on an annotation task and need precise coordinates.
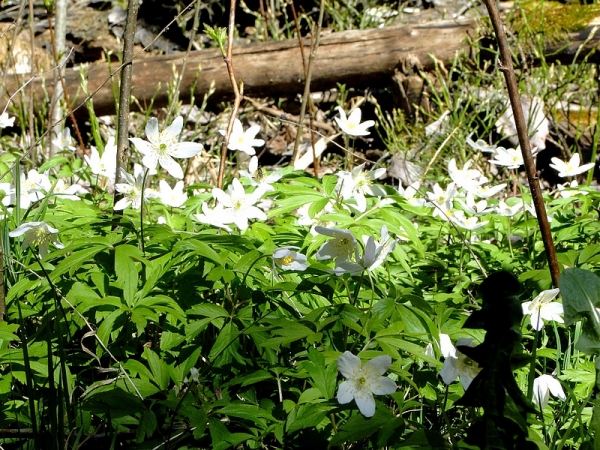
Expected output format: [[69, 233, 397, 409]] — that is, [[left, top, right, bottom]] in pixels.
[[561, 268, 600, 356], [143, 348, 170, 390], [115, 244, 144, 305], [135, 409, 157, 443], [286, 403, 331, 434], [329, 406, 393, 447]]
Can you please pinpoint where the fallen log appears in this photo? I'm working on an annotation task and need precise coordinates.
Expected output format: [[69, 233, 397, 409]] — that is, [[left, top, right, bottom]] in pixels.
[[1, 17, 600, 117]]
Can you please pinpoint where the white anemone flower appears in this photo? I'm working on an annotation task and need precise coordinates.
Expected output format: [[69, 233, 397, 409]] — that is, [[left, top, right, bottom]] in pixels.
[[533, 375, 566, 409], [52, 128, 76, 152], [335, 163, 386, 212], [333, 226, 396, 274], [397, 181, 427, 207], [334, 106, 375, 137], [158, 180, 187, 208], [448, 158, 486, 190], [0, 112, 15, 128], [194, 202, 232, 232], [114, 164, 157, 210], [466, 136, 496, 153], [489, 146, 524, 169], [495, 200, 522, 217], [557, 180, 588, 198], [239, 156, 282, 192], [439, 338, 481, 390], [212, 178, 267, 231], [9, 221, 64, 258], [219, 118, 265, 156], [315, 226, 359, 262], [336, 351, 397, 417], [52, 179, 86, 201], [466, 182, 507, 199], [549, 153, 595, 178], [426, 182, 457, 219], [450, 210, 489, 231], [129, 116, 203, 179], [522, 288, 563, 331], [273, 247, 308, 271], [85, 137, 117, 179]]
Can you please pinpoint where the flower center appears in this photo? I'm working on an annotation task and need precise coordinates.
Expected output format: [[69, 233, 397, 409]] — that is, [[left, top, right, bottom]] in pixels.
[[357, 376, 367, 386], [280, 255, 294, 265]]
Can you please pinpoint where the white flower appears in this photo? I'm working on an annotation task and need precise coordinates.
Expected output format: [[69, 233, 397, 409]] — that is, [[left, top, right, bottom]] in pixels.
[[489, 146, 523, 169], [425, 110, 450, 137], [239, 156, 282, 192], [466, 136, 496, 153], [129, 116, 203, 179], [461, 193, 493, 215], [52, 179, 86, 201], [194, 202, 232, 231], [549, 153, 595, 178], [52, 128, 76, 152], [336, 351, 397, 417], [448, 158, 486, 190], [273, 247, 308, 271], [556, 180, 588, 198], [524, 202, 553, 223], [296, 201, 335, 235], [439, 338, 481, 390], [114, 164, 157, 210], [85, 137, 117, 179], [466, 182, 507, 199], [438, 333, 456, 358], [522, 288, 563, 331], [158, 180, 187, 208], [334, 226, 396, 274], [426, 183, 457, 219], [9, 221, 64, 258], [17, 169, 52, 209], [496, 96, 549, 151], [212, 178, 267, 231], [335, 163, 386, 212], [315, 226, 359, 262], [0, 112, 15, 128], [495, 200, 522, 217], [451, 210, 489, 231], [533, 374, 566, 409], [334, 106, 375, 137], [219, 118, 264, 156], [397, 181, 426, 207]]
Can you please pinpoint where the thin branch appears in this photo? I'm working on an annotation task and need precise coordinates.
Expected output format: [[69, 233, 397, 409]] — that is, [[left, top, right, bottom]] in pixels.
[[113, 0, 140, 210], [217, 0, 243, 189], [483, 0, 560, 287], [291, 0, 326, 168]]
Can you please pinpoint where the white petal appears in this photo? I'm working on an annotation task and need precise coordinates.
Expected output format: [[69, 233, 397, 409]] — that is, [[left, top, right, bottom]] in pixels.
[[363, 355, 391, 377], [337, 351, 361, 379], [159, 156, 184, 179], [337, 380, 355, 404], [354, 390, 376, 417], [171, 142, 203, 158], [439, 334, 456, 358], [145, 118, 159, 142], [370, 376, 397, 395], [165, 116, 183, 137]]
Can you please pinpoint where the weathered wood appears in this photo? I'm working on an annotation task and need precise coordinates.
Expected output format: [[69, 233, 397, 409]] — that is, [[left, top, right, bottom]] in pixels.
[[1, 18, 599, 116]]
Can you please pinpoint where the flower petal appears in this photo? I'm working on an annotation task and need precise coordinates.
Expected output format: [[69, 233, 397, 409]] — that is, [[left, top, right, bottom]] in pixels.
[[165, 116, 183, 137], [159, 156, 184, 179], [336, 380, 355, 404], [337, 351, 361, 379], [171, 142, 203, 158], [145, 118, 159, 142], [354, 390, 376, 417], [363, 355, 391, 377]]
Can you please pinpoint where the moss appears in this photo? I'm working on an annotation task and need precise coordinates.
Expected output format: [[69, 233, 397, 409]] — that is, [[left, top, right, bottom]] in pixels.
[[513, 1, 600, 35]]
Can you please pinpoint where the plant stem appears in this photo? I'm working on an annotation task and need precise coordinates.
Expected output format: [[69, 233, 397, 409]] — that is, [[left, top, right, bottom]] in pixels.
[[217, 0, 243, 189], [114, 0, 140, 208], [483, 0, 559, 288], [291, 0, 326, 167]]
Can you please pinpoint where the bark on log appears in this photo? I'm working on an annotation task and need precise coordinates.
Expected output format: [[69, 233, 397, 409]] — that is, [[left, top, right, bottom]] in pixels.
[[1, 18, 599, 117]]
